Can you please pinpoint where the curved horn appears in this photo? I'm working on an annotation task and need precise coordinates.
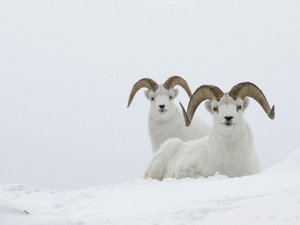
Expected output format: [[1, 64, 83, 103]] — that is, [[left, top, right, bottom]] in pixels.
[[163, 76, 192, 97], [127, 78, 159, 108], [181, 85, 224, 126], [229, 82, 275, 119]]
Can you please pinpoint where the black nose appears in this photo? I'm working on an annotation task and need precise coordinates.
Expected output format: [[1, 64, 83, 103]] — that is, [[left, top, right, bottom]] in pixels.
[[159, 104, 165, 109], [225, 116, 233, 121]]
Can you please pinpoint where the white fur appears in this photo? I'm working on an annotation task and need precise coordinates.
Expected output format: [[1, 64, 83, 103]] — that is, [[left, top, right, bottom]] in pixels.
[[145, 85, 210, 153], [144, 94, 261, 180]]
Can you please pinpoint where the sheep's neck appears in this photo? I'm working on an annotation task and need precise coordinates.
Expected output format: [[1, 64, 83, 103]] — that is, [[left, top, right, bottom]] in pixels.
[[148, 109, 181, 151], [207, 122, 257, 177], [209, 123, 249, 152], [149, 114, 179, 135]]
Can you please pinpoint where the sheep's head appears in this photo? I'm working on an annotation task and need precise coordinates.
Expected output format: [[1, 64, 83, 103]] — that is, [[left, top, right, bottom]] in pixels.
[[128, 76, 192, 122], [180, 82, 275, 131], [205, 93, 250, 132]]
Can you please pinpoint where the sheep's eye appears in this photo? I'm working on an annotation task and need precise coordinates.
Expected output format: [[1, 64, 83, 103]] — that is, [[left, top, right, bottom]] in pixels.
[[213, 107, 219, 112], [237, 105, 242, 111], [169, 96, 173, 100], [151, 97, 155, 101]]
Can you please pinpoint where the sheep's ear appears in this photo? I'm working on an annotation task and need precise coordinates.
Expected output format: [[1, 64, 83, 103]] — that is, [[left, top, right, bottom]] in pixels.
[[205, 101, 213, 114], [243, 97, 250, 111], [173, 89, 179, 99], [144, 90, 150, 100]]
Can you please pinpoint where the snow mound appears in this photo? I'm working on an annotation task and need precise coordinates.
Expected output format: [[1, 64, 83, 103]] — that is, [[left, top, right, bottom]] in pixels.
[[1, 150, 300, 225]]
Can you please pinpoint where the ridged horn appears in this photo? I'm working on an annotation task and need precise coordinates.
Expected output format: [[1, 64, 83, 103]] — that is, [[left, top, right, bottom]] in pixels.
[[229, 82, 275, 119], [181, 85, 224, 126], [127, 78, 159, 108], [163, 76, 192, 97]]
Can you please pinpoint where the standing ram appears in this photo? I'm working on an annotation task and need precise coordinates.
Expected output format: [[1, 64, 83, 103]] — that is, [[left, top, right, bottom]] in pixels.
[[144, 82, 275, 179], [128, 76, 209, 153]]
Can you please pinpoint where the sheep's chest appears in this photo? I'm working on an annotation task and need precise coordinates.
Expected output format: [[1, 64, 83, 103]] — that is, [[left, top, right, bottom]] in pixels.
[[214, 142, 250, 177]]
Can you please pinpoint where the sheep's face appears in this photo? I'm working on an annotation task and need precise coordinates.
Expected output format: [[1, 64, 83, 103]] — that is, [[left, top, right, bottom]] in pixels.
[[205, 94, 249, 132], [145, 86, 179, 122]]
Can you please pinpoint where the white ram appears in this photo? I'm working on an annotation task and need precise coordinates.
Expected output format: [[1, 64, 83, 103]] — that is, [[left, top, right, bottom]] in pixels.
[[128, 76, 209, 153], [144, 82, 275, 179]]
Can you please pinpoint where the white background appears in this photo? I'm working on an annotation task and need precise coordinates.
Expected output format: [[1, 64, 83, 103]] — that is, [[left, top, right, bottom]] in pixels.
[[0, 0, 299, 189]]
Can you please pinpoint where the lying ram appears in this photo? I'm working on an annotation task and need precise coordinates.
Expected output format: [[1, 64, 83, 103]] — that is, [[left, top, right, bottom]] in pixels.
[[144, 82, 275, 179]]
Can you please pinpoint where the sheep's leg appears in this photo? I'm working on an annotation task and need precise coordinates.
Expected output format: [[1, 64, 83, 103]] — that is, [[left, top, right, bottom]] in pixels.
[[144, 155, 167, 180], [175, 163, 203, 179]]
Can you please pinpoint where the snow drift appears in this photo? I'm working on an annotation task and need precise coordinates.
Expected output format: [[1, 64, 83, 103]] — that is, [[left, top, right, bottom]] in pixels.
[[1, 149, 300, 225]]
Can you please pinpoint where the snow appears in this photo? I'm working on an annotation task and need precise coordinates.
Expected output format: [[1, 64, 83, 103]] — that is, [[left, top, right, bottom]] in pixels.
[[1, 150, 300, 225]]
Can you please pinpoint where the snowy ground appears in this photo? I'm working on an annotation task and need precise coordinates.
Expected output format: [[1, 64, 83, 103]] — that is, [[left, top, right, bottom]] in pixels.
[[1, 150, 300, 225]]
